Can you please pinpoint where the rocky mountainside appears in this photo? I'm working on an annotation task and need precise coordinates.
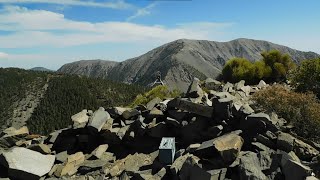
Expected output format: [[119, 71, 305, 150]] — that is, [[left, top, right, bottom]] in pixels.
[[58, 60, 118, 79], [58, 38, 320, 91], [0, 79, 319, 180]]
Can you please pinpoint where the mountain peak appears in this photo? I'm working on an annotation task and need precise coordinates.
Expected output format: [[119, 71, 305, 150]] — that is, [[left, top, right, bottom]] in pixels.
[[58, 38, 320, 91]]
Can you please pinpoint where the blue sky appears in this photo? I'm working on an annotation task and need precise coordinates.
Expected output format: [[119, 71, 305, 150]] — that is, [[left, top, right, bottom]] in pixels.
[[0, 0, 319, 70]]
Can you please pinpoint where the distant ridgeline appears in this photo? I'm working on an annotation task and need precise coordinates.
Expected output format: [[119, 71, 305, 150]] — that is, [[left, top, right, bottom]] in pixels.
[[0, 68, 146, 135]]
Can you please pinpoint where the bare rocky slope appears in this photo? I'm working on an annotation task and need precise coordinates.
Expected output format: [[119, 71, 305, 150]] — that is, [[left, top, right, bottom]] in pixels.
[[57, 38, 320, 91]]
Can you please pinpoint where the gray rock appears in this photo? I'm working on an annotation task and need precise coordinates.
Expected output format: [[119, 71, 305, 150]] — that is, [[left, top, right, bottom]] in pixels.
[[257, 151, 274, 170], [205, 78, 222, 91], [122, 108, 140, 120], [56, 151, 68, 163], [212, 131, 244, 164], [240, 113, 269, 136], [27, 144, 51, 154], [282, 159, 312, 180], [147, 122, 168, 138], [0, 147, 55, 180], [206, 125, 223, 138], [277, 132, 295, 152], [207, 168, 227, 180], [212, 96, 233, 120], [171, 153, 200, 175], [235, 80, 245, 90], [195, 130, 243, 163], [71, 110, 89, 129], [238, 151, 268, 180], [168, 98, 214, 118], [293, 138, 319, 161], [146, 97, 162, 111], [88, 107, 110, 132], [223, 82, 234, 93], [256, 134, 276, 149], [91, 144, 108, 159], [179, 156, 211, 180], [187, 77, 204, 98], [257, 80, 268, 89], [148, 107, 164, 118], [239, 103, 254, 115], [240, 85, 251, 96]]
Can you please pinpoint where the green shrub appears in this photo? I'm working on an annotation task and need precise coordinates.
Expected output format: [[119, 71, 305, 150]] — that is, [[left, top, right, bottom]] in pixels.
[[291, 58, 320, 98], [222, 58, 256, 84], [261, 50, 296, 81], [252, 85, 320, 142], [130, 85, 181, 107], [222, 50, 296, 84]]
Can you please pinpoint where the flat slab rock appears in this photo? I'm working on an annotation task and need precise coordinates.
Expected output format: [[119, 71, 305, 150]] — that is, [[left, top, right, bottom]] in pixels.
[[0, 147, 55, 179]]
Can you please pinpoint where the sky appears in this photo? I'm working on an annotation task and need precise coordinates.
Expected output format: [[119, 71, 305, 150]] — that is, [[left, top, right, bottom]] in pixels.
[[0, 0, 320, 70]]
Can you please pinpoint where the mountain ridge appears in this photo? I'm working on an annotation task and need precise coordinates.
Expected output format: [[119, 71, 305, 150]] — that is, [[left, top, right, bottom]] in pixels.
[[57, 38, 320, 91]]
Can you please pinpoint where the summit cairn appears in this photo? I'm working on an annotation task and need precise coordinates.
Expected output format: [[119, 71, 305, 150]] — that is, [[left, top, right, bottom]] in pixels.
[[0, 78, 319, 180]]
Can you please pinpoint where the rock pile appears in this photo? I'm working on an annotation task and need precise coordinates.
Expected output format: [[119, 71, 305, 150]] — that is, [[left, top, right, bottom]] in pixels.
[[0, 78, 319, 180]]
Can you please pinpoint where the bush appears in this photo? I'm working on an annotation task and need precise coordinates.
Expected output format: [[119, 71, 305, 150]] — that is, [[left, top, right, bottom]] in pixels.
[[222, 58, 256, 84], [252, 85, 320, 142], [291, 58, 320, 98], [261, 50, 296, 81], [221, 50, 295, 84], [130, 85, 181, 107]]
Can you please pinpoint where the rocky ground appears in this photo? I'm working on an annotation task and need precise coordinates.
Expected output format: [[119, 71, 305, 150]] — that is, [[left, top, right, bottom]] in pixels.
[[0, 78, 319, 180]]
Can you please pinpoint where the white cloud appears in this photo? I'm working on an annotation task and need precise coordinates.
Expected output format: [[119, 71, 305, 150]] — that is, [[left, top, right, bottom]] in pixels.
[[0, 6, 232, 48], [0, 52, 9, 59], [0, 0, 133, 9], [127, 2, 158, 21]]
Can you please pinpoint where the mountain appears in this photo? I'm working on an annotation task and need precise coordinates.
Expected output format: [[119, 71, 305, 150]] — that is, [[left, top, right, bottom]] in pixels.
[[30, 67, 53, 72], [0, 68, 146, 134], [58, 60, 118, 79], [57, 38, 320, 91]]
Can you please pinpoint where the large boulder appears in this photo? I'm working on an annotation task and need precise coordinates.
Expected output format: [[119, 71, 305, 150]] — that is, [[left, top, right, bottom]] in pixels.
[[212, 131, 244, 164], [2, 126, 29, 138], [281, 159, 312, 180], [205, 78, 222, 91], [71, 110, 89, 129], [277, 132, 295, 152], [88, 107, 110, 132], [146, 97, 162, 111], [293, 138, 319, 161], [240, 113, 271, 137], [195, 130, 243, 164], [0, 147, 55, 180], [168, 98, 214, 118], [238, 151, 268, 180], [186, 77, 204, 98]]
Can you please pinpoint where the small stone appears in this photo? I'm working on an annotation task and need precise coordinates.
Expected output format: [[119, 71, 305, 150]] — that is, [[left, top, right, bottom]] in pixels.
[[2, 126, 29, 138], [91, 144, 108, 159], [27, 144, 51, 154]]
